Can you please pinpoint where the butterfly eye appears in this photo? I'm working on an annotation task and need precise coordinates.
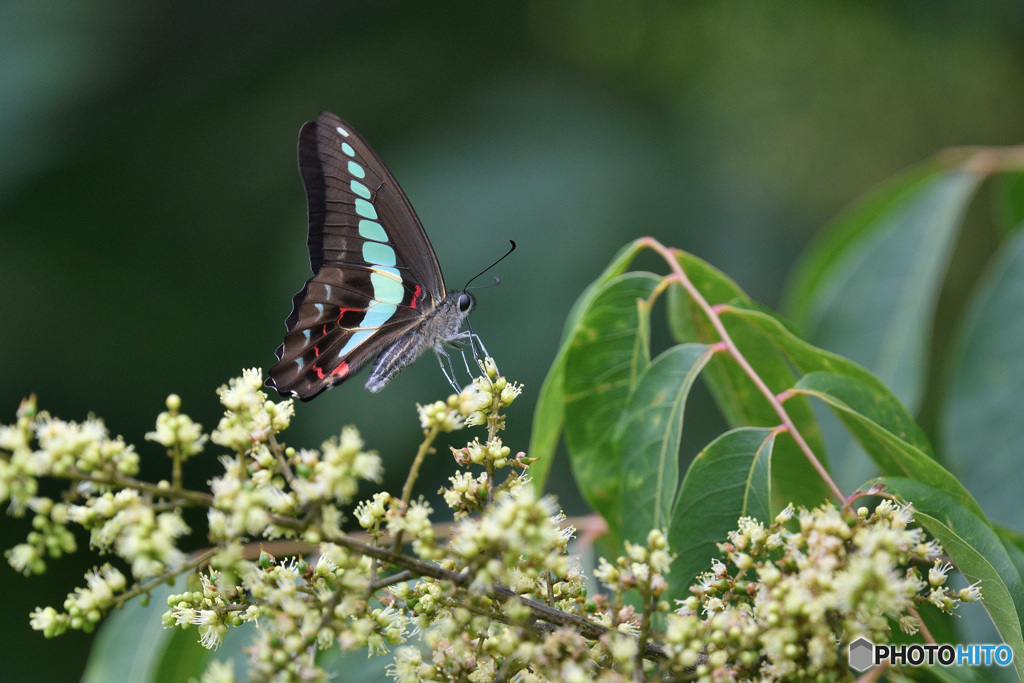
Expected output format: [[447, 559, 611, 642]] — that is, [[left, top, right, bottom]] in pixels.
[[458, 292, 475, 313]]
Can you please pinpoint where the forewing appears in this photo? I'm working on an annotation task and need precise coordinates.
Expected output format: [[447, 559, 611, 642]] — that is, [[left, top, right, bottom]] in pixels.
[[301, 111, 446, 297]]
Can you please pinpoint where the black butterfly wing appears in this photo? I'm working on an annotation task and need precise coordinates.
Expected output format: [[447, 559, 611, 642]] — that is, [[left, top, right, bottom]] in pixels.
[[300, 112, 446, 293], [267, 112, 444, 400]]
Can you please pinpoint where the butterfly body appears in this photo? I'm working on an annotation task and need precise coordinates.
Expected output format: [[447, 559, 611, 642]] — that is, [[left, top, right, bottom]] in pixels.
[[267, 112, 477, 401], [365, 290, 475, 393]]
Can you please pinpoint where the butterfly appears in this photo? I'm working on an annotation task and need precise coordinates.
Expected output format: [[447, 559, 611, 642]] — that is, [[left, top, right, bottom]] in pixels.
[[267, 111, 499, 401]]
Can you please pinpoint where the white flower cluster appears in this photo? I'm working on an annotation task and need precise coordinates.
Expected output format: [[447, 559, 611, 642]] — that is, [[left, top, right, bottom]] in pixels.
[[69, 488, 189, 578], [661, 501, 978, 681], [382, 480, 584, 677], [292, 426, 383, 504], [30, 563, 127, 637], [1, 399, 140, 518], [145, 393, 207, 457], [386, 498, 437, 559], [207, 425, 382, 544], [9, 364, 979, 683], [210, 368, 294, 451], [451, 488, 569, 589], [594, 529, 672, 603]]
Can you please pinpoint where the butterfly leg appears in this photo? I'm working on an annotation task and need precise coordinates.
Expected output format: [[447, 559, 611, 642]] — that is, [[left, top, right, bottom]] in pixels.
[[457, 345, 474, 377], [463, 320, 488, 364], [449, 329, 492, 367], [466, 332, 498, 376], [444, 339, 477, 387], [469, 332, 491, 361], [434, 346, 463, 393]]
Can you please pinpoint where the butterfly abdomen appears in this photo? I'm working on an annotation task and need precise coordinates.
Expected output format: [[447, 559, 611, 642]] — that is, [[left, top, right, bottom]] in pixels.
[[365, 291, 473, 393]]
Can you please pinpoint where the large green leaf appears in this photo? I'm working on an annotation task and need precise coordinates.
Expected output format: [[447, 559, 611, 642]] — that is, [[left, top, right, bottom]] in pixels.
[[785, 168, 982, 488], [613, 343, 713, 544], [153, 629, 219, 683], [529, 239, 645, 494], [786, 168, 979, 410], [793, 372, 984, 521], [882, 478, 1024, 682], [318, 642, 394, 681], [666, 427, 774, 603], [562, 272, 660, 527], [666, 252, 829, 511], [942, 227, 1024, 529], [786, 163, 941, 329], [998, 526, 1024, 582], [83, 577, 270, 683]]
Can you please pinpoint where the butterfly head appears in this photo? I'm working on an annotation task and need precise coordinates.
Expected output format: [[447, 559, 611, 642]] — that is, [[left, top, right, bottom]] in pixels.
[[435, 289, 476, 332]]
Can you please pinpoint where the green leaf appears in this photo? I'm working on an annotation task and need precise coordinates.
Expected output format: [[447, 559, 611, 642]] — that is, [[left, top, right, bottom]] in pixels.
[[81, 580, 181, 683], [666, 251, 751, 346], [562, 271, 660, 529], [665, 253, 767, 428], [881, 477, 1024, 681], [785, 168, 979, 409], [999, 527, 1024, 623], [667, 253, 792, 431], [786, 163, 941, 329], [792, 372, 985, 521], [666, 427, 774, 603], [83, 579, 270, 683], [920, 664, 998, 683], [994, 172, 1024, 235], [153, 630, 216, 683], [318, 645, 393, 681], [613, 343, 714, 544], [785, 167, 981, 487], [942, 227, 1024, 528], [999, 526, 1024, 559], [666, 252, 829, 511], [729, 306, 935, 455], [529, 239, 645, 494]]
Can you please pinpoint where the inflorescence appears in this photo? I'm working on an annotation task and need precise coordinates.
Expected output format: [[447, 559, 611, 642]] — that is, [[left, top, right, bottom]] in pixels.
[[0, 365, 980, 682]]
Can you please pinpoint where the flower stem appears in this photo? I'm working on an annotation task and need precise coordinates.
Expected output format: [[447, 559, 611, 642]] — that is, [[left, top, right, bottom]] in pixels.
[[392, 424, 440, 552]]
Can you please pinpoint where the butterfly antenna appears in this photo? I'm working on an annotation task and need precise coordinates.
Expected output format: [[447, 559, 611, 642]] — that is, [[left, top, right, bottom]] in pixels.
[[463, 240, 516, 290]]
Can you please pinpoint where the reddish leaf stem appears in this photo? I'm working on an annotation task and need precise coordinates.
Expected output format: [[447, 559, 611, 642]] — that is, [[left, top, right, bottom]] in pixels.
[[640, 237, 849, 510]]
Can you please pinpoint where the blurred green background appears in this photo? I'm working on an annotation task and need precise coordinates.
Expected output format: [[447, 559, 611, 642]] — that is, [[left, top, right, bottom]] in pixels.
[[3, 2, 1024, 679]]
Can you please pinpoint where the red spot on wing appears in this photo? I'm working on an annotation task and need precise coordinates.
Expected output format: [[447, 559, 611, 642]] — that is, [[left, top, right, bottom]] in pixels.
[[409, 284, 422, 309], [322, 324, 328, 335], [336, 307, 361, 324], [314, 346, 320, 358], [313, 362, 348, 381]]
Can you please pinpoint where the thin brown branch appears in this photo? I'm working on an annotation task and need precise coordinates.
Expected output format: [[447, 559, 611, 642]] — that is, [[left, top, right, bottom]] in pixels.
[[63, 471, 213, 506]]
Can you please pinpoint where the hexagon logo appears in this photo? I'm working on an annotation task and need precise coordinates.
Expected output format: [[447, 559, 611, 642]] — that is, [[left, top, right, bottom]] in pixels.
[[848, 637, 874, 672]]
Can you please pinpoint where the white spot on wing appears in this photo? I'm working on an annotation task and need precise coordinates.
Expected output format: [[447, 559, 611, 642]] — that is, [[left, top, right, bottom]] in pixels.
[[336, 126, 350, 137]]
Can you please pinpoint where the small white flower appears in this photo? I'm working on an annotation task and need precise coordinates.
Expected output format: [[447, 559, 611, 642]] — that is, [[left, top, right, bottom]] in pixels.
[[929, 560, 953, 587], [959, 581, 983, 602]]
